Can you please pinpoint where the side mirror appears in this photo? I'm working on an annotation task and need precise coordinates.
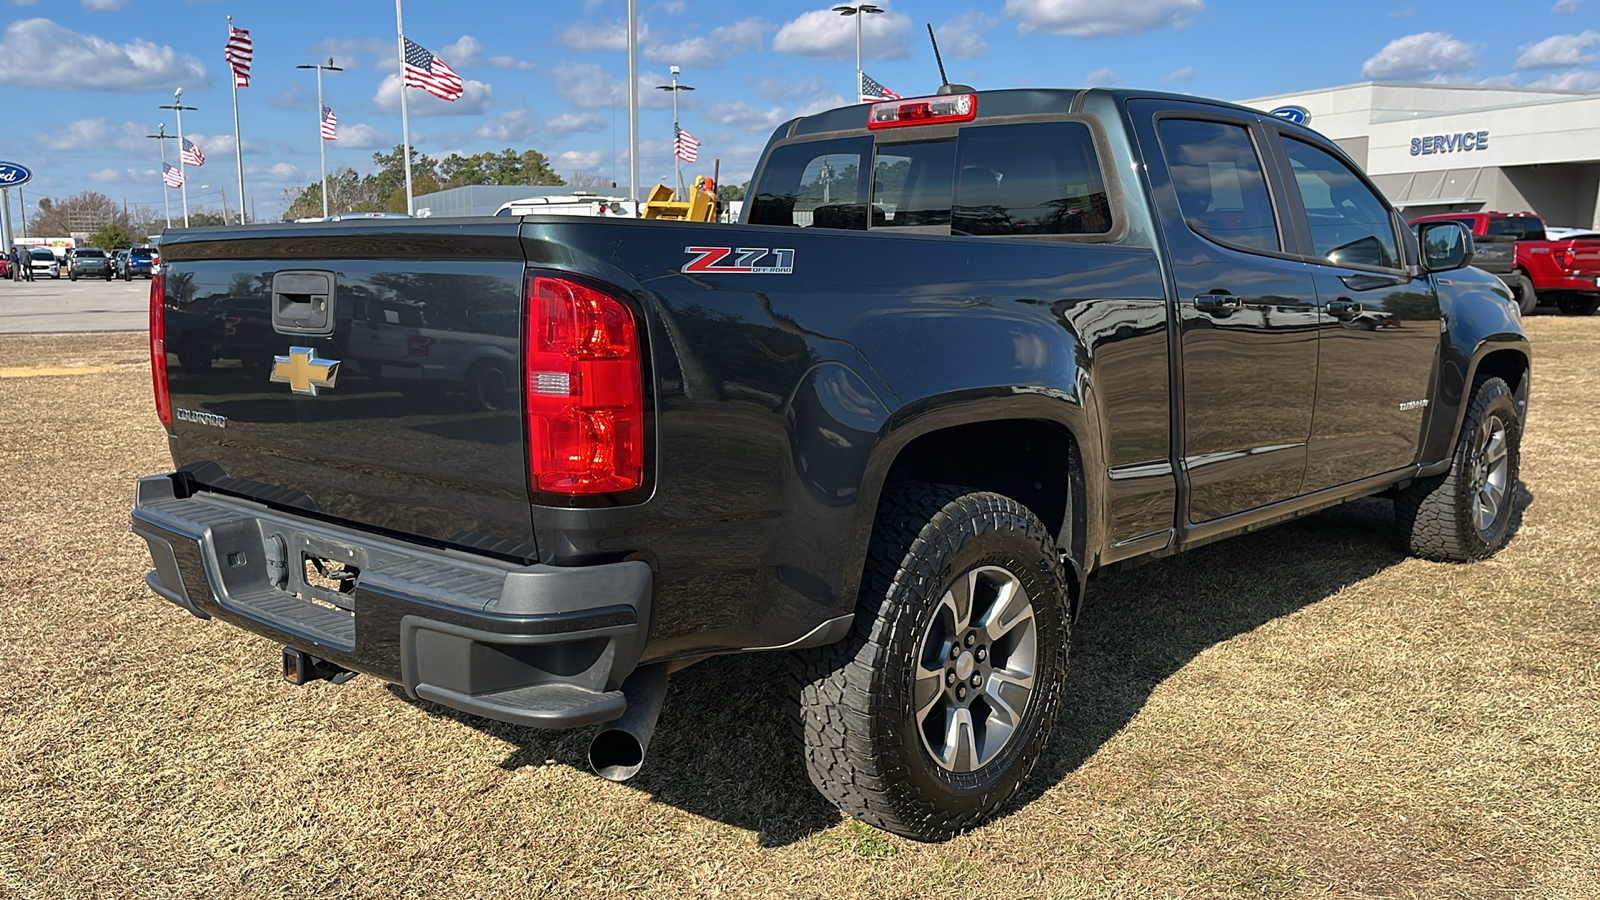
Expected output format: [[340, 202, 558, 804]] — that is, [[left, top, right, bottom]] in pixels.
[[1419, 221, 1475, 272]]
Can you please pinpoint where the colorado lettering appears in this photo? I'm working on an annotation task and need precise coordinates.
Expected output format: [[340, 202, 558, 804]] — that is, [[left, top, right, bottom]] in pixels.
[[1410, 131, 1489, 155]]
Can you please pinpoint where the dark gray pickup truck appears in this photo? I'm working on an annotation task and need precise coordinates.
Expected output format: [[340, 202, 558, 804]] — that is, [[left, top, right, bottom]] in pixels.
[[132, 88, 1529, 840]]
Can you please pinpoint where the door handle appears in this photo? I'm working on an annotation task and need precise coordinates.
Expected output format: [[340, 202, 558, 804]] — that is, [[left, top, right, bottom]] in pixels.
[[1327, 299, 1363, 316], [1193, 293, 1244, 312]]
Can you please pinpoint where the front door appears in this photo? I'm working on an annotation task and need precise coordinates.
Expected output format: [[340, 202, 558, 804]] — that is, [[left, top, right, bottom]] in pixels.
[[1270, 133, 1442, 491], [1131, 102, 1320, 524]]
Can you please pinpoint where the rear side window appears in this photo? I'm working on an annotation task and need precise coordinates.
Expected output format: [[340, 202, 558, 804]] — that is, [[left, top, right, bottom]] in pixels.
[[953, 122, 1112, 236], [1486, 217, 1546, 241], [1157, 119, 1280, 252], [747, 138, 870, 229]]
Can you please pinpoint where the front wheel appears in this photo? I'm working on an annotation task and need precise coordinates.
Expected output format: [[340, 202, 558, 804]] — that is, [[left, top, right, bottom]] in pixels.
[[1396, 376, 1521, 561], [792, 483, 1071, 841]]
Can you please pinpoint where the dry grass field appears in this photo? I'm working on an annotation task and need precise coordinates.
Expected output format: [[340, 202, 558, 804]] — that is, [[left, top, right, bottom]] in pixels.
[[1, 320, 1595, 899]]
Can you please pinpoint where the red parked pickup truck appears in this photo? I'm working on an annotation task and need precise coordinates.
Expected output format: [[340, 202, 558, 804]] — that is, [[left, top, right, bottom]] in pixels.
[[1410, 211, 1600, 315]]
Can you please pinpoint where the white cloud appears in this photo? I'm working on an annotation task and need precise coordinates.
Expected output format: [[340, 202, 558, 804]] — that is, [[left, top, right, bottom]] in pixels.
[[654, 0, 685, 12], [1553, 0, 1583, 14], [646, 18, 767, 68], [545, 112, 608, 135], [936, 12, 997, 59], [1515, 31, 1600, 69], [559, 20, 650, 52], [88, 167, 125, 182], [311, 37, 392, 71], [755, 77, 829, 103], [556, 149, 605, 173], [247, 163, 306, 183], [0, 18, 208, 91], [796, 93, 851, 116], [1390, 5, 1415, 16], [81, 0, 125, 10], [1163, 65, 1196, 82], [1360, 32, 1477, 80], [1003, 0, 1205, 37], [551, 62, 675, 109], [772, 8, 912, 61], [35, 118, 147, 153], [705, 101, 789, 134], [1530, 69, 1600, 89], [487, 55, 536, 71], [1085, 67, 1118, 87], [372, 73, 493, 116], [335, 123, 388, 149], [439, 35, 482, 67], [474, 108, 537, 141]]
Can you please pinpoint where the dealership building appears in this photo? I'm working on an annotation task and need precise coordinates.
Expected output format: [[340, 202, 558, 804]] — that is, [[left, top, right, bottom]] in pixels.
[[1242, 82, 1600, 229]]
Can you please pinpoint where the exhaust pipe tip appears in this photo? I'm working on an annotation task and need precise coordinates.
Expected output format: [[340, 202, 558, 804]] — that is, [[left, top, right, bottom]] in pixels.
[[589, 728, 647, 782], [587, 663, 668, 783]]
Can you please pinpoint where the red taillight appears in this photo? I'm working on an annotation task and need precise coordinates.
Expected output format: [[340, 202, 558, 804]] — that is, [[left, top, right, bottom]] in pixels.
[[524, 274, 644, 496], [149, 272, 171, 426], [867, 93, 977, 129], [1556, 247, 1576, 270]]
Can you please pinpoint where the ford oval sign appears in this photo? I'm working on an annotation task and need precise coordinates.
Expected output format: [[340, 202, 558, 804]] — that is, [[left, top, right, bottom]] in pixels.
[[1269, 105, 1311, 126], [0, 161, 32, 187]]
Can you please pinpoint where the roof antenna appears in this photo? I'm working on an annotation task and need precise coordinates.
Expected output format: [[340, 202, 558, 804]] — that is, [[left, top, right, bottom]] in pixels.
[[928, 23, 975, 94]]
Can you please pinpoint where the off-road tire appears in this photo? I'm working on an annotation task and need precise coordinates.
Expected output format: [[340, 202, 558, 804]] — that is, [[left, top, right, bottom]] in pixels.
[[1396, 376, 1521, 561], [791, 482, 1070, 841], [1504, 273, 1536, 315]]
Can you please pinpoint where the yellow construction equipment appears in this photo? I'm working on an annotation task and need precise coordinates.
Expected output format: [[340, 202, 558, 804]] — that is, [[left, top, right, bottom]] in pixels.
[[641, 182, 716, 222]]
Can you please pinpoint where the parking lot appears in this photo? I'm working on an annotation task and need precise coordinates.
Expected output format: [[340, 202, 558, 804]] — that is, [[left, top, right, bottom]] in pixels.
[[0, 275, 151, 334], [0, 313, 1595, 899]]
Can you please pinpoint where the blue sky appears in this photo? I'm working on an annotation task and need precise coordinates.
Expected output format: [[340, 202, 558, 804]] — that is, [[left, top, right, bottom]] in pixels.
[[0, 0, 1596, 222]]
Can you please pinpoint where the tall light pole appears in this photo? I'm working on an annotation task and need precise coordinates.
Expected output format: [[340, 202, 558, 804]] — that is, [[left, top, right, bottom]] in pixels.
[[833, 4, 883, 101], [159, 89, 198, 227], [627, 0, 639, 207], [655, 66, 694, 196], [297, 57, 343, 218], [145, 123, 178, 228]]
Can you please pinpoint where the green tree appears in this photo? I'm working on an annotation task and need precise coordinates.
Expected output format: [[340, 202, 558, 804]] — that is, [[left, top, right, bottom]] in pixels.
[[438, 149, 563, 188], [88, 224, 132, 249], [717, 181, 747, 202]]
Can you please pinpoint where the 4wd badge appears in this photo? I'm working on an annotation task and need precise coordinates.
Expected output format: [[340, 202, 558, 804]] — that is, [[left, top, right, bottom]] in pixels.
[[683, 246, 794, 275]]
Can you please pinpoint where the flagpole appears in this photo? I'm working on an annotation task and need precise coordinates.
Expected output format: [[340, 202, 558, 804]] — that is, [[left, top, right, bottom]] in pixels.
[[167, 88, 193, 227], [396, 0, 414, 215], [228, 16, 246, 224], [148, 123, 173, 228], [627, 0, 638, 208], [317, 66, 328, 217]]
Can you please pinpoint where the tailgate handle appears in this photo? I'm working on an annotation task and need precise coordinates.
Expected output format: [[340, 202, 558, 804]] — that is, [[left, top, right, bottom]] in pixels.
[[271, 270, 336, 336]]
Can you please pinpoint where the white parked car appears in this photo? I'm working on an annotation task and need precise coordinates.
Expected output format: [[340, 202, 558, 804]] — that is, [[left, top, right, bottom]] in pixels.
[[494, 192, 636, 217], [29, 248, 60, 278], [1545, 226, 1600, 241]]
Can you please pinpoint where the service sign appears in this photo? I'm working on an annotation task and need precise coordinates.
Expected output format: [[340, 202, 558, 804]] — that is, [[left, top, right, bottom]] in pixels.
[[1269, 105, 1311, 125], [0, 161, 32, 187]]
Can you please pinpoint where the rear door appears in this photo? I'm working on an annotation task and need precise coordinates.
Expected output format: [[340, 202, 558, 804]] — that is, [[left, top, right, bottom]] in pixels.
[[1131, 100, 1320, 523], [1268, 131, 1442, 491]]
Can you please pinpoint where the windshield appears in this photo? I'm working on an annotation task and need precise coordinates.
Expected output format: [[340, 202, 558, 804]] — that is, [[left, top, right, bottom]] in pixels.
[[77, 249, 105, 258], [30, 250, 53, 259]]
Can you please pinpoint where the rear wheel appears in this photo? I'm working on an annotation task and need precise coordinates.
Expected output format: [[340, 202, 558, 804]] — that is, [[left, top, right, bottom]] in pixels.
[[1504, 273, 1536, 315], [1396, 376, 1521, 561], [1557, 294, 1599, 316], [792, 483, 1071, 841]]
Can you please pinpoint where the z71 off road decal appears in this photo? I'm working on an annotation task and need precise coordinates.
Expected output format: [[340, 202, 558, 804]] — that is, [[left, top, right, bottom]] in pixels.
[[683, 246, 794, 275]]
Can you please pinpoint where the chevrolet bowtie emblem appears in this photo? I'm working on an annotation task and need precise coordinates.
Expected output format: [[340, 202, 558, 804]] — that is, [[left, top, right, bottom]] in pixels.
[[270, 347, 340, 396]]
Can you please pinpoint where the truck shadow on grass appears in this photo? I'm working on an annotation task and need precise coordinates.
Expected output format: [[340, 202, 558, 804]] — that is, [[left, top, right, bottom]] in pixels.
[[393, 489, 1532, 847]]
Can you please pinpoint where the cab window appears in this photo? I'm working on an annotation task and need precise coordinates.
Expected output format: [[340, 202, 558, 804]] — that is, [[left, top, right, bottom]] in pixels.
[[952, 122, 1112, 236], [746, 138, 870, 229], [1157, 119, 1280, 252], [872, 141, 955, 228], [1281, 137, 1400, 270]]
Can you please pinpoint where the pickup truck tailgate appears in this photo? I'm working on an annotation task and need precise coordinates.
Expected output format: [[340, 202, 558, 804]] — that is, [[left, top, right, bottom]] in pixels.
[[157, 222, 536, 557]]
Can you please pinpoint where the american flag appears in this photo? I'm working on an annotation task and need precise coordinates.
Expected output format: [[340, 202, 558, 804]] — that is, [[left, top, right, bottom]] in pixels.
[[162, 162, 184, 188], [674, 126, 700, 163], [860, 72, 901, 103], [402, 37, 464, 101], [181, 138, 204, 167], [225, 25, 252, 88], [321, 107, 337, 141]]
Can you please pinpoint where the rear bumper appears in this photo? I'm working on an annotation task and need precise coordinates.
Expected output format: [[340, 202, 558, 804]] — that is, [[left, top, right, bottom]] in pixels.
[[1540, 274, 1600, 293], [130, 474, 651, 729]]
